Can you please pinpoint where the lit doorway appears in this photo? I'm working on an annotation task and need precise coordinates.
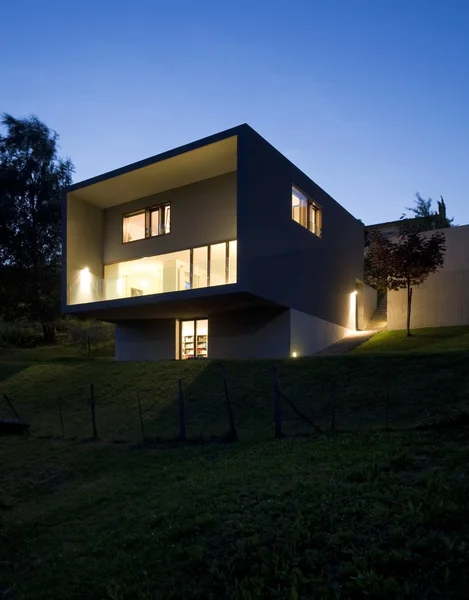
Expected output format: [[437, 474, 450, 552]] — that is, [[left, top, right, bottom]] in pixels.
[[180, 319, 208, 359]]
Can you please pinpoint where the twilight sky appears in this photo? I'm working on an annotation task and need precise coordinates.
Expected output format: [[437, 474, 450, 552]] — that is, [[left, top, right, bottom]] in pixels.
[[1, 0, 468, 225]]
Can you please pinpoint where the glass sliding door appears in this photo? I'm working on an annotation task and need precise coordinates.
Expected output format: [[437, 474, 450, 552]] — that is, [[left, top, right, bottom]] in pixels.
[[209, 242, 227, 287], [193, 247, 208, 289], [195, 319, 208, 359], [180, 319, 208, 359], [181, 320, 195, 360]]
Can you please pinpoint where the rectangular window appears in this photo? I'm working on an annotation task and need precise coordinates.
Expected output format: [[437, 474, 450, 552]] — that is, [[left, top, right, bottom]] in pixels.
[[123, 203, 170, 243], [123, 210, 146, 243], [292, 186, 322, 237]]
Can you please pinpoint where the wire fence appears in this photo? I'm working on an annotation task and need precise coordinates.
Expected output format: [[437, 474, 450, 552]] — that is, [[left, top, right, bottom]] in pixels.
[[1, 354, 468, 446]]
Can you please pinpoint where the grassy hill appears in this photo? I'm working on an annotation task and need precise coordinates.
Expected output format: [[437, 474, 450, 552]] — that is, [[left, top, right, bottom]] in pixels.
[[2, 326, 469, 598]]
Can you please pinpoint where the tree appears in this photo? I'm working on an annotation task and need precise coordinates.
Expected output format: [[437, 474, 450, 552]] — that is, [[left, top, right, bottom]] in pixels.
[[0, 114, 74, 341], [403, 193, 453, 232], [66, 319, 113, 356], [366, 229, 446, 336]]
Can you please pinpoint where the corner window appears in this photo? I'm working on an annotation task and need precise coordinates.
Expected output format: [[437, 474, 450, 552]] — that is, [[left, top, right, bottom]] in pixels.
[[123, 203, 170, 243], [292, 186, 322, 237]]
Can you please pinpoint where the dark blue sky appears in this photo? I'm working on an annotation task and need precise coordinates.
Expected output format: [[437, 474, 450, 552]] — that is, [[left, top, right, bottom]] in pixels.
[[1, 0, 468, 224]]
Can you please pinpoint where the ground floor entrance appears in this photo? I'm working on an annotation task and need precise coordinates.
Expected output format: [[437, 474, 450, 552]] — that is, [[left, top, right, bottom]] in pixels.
[[180, 319, 208, 359]]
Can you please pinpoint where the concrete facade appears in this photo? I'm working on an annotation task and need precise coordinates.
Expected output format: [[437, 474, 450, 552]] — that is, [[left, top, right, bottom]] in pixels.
[[387, 225, 469, 330], [357, 282, 378, 330], [63, 125, 364, 360]]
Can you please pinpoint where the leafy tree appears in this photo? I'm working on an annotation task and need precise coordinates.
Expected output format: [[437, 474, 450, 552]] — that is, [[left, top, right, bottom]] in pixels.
[[403, 193, 453, 232], [0, 114, 74, 342], [366, 229, 446, 336]]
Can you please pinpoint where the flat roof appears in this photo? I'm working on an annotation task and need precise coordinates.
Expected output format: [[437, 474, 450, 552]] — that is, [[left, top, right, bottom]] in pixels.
[[68, 125, 245, 208]]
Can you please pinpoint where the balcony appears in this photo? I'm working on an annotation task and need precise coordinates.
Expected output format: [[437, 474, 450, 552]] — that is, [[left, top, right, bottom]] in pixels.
[[68, 256, 237, 305]]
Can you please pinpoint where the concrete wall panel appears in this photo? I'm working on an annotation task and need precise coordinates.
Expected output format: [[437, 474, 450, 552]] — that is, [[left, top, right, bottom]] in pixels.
[[103, 172, 236, 264], [115, 320, 176, 361], [357, 282, 377, 330], [66, 197, 103, 304], [237, 128, 363, 329], [290, 309, 350, 356], [387, 225, 469, 330], [209, 307, 290, 359]]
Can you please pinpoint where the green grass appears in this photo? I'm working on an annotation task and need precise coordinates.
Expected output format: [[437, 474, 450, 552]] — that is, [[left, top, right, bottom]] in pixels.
[[2, 327, 469, 598], [353, 325, 469, 355]]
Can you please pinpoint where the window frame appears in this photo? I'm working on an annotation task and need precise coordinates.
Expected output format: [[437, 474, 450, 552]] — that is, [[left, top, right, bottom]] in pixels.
[[122, 202, 171, 244], [291, 186, 322, 237]]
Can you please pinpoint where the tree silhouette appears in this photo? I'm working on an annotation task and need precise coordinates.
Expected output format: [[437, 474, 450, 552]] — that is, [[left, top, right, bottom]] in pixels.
[[0, 114, 74, 341], [367, 229, 446, 336]]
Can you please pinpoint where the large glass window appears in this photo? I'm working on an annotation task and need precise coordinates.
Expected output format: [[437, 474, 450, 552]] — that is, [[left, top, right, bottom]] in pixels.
[[180, 319, 208, 360], [292, 186, 322, 237], [71, 240, 237, 305], [123, 203, 170, 243], [193, 246, 208, 289], [123, 210, 146, 243], [210, 242, 227, 287]]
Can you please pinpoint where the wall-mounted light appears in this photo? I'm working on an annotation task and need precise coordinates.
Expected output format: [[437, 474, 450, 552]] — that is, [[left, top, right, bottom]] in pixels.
[[292, 351, 298, 358], [80, 267, 91, 285]]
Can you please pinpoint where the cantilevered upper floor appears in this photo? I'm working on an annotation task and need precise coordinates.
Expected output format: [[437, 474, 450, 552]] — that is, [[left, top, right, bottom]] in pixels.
[[63, 124, 364, 332], [64, 127, 240, 313]]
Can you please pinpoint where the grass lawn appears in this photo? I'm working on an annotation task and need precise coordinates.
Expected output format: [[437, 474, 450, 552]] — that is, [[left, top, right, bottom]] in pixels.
[[353, 325, 469, 355], [1, 327, 469, 598]]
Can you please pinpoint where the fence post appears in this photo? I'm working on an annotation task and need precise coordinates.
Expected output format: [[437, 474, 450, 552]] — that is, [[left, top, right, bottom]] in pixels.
[[90, 383, 98, 440], [385, 369, 390, 431], [272, 365, 283, 439], [178, 378, 186, 442], [137, 392, 145, 446], [57, 395, 65, 438], [221, 365, 238, 441]]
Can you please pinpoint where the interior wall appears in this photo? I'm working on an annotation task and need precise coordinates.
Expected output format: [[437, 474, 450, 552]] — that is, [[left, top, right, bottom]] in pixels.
[[237, 128, 364, 329], [115, 319, 176, 361], [387, 225, 469, 330], [209, 307, 291, 359], [103, 172, 237, 264], [290, 309, 350, 356], [66, 196, 103, 304]]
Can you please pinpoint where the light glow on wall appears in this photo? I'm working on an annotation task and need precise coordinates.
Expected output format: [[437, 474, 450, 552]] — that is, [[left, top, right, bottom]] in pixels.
[[348, 290, 358, 331], [80, 267, 91, 284], [292, 351, 298, 358]]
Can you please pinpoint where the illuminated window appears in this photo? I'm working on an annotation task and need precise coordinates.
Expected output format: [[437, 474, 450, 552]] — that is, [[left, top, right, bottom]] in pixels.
[[123, 210, 145, 243], [123, 203, 170, 243], [150, 204, 171, 237], [292, 186, 322, 237]]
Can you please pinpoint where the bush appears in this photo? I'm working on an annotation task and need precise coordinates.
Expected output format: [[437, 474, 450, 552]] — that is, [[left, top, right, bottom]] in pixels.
[[0, 321, 43, 348], [65, 319, 114, 356]]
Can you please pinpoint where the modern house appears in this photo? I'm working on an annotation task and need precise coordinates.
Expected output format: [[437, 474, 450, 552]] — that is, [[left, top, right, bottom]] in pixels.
[[63, 124, 367, 360]]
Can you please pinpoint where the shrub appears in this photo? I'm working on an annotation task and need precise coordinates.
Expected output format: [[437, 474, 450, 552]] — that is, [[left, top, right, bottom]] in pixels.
[[0, 321, 43, 348], [65, 319, 114, 356]]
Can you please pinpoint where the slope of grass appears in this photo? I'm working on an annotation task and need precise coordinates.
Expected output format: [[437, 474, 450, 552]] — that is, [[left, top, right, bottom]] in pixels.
[[0, 350, 468, 441], [353, 325, 469, 355], [1, 430, 469, 599], [2, 332, 469, 598]]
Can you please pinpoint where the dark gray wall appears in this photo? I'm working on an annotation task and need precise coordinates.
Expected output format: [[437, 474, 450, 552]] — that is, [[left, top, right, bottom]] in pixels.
[[103, 172, 236, 264], [237, 128, 363, 328], [208, 307, 290, 359], [115, 319, 176, 360]]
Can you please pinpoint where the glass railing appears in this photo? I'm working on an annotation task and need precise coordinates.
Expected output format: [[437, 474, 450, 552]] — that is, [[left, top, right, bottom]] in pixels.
[[68, 259, 237, 305]]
